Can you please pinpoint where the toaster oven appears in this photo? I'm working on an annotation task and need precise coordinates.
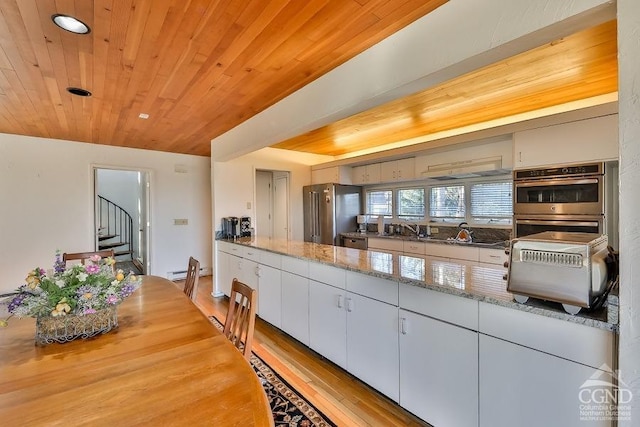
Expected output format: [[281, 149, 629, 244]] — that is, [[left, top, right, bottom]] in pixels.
[[506, 231, 611, 314]]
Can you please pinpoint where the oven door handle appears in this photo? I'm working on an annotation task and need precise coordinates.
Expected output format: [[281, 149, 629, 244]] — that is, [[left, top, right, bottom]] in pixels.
[[515, 178, 600, 187], [516, 219, 601, 227]]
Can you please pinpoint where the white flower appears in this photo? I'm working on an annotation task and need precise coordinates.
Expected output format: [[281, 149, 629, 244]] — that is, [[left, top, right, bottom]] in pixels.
[[55, 280, 65, 288], [111, 279, 120, 286], [76, 272, 88, 282]]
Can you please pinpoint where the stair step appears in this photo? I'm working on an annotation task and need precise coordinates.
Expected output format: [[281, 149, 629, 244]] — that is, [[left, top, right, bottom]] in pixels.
[[99, 242, 127, 249], [114, 250, 133, 257], [98, 234, 118, 241]]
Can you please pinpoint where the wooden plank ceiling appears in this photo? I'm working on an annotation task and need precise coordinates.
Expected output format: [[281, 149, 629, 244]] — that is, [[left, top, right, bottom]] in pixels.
[[273, 19, 618, 156], [0, 0, 447, 157]]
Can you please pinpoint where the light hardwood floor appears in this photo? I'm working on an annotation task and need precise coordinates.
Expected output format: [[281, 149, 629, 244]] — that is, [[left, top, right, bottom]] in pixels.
[[176, 275, 431, 427]]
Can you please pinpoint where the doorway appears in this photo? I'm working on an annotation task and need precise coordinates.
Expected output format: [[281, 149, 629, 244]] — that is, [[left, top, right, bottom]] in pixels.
[[93, 167, 150, 274], [255, 170, 290, 239]]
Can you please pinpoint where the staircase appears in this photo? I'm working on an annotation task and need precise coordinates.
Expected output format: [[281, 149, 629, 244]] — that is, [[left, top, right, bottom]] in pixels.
[[97, 195, 134, 261]]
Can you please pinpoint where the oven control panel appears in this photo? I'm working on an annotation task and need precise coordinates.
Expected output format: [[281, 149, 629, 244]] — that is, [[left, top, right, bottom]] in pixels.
[[514, 162, 603, 180]]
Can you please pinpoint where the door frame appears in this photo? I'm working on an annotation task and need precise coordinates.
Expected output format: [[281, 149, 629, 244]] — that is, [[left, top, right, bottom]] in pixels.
[[91, 165, 152, 274], [254, 168, 290, 240]]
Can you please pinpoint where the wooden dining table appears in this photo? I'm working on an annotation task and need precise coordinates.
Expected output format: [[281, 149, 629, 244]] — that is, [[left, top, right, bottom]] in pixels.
[[0, 275, 274, 426]]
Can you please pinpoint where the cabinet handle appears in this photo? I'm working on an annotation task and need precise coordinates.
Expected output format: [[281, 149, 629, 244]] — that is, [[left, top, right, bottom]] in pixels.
[[337, 295, 343, 308], [255, 265, 260, 277], [346, 297, 353, 312], [400, 317, 407, 335]]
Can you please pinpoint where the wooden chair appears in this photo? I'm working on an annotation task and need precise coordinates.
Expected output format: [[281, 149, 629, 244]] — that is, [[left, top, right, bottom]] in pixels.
[[223, 278, 257, 362], [183, 257, 200, 300], [63, 250, 115, 273]]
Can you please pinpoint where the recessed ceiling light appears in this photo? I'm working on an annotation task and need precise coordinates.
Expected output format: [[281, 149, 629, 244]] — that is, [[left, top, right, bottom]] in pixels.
[[139, 113, 150, 119], [67, 87, 92, 97], [51, 14, 91, 34]]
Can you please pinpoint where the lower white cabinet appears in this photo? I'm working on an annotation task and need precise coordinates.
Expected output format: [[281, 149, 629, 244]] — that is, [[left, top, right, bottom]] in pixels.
[[346, 292, 399, 402], [215, 250, 232, 296], [479, 334, 612, 427], [281, 271, 310, 346], [399, 309, 479, 427], [309, 280, 347, 368], [257, 264, 282, 328]]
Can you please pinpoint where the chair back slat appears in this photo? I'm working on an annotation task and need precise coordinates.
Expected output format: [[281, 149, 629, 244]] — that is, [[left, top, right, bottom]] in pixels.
[[63, 250, 115, 273], [223, 278, 256, 361], [183, 257, 200, 300]]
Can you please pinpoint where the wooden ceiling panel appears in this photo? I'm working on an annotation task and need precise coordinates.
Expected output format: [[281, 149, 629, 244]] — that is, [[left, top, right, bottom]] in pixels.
[[0, 0, 447, 156], [273, 20, 618, 156]]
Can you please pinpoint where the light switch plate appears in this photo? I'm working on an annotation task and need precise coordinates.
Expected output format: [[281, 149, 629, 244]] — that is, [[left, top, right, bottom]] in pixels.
[[174, 219, 188, 225], [246, 202, 251, 209], [430, 227, 439, 234]]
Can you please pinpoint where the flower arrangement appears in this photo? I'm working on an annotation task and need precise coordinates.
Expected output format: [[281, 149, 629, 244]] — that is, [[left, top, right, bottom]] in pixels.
[[1, 251, 141, 327]]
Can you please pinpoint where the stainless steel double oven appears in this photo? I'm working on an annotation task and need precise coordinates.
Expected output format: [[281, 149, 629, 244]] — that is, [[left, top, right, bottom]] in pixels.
[[513, 162, 618, 247]]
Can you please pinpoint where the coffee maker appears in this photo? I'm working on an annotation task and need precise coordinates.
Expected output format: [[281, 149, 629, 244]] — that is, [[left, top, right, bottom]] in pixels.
[[240, 217, 252, 237], [221, 217, 240, 239]]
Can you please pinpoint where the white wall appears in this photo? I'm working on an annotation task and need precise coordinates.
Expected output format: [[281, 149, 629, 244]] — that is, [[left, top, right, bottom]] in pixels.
[[212, 147, 330, 241], [617, 0, 640, 424], [0, 133, 212, 294]]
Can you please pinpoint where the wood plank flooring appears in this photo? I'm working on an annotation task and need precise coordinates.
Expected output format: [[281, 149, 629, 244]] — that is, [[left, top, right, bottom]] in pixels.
[[176, 275, 431, 427]]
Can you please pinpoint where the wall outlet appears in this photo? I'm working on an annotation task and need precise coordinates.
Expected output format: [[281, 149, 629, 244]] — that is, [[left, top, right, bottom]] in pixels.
[[430, 227, 439, 234], [174, 218, 188, 225]]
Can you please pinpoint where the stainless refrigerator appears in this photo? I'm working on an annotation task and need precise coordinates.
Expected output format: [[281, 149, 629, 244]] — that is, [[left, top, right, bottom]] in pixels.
[[303, 183, 362, 245]]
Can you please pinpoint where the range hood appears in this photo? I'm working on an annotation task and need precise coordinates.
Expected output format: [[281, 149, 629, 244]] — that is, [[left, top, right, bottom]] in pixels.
[[420, 156, 507, 180]]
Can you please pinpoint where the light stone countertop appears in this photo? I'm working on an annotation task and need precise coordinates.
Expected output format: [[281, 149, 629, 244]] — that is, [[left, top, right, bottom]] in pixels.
[[221, 237, 617, 332]]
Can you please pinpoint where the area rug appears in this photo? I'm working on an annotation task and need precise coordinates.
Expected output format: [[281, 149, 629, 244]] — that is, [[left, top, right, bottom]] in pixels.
[[209, 316, 337, 427]]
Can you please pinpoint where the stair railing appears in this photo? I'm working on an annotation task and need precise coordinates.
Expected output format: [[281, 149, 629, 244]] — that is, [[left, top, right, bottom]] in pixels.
[[97, 195, 134, 260]]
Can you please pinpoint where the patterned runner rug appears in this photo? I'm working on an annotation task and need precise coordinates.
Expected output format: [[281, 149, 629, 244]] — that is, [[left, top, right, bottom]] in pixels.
[[209, 316, 337, 427]]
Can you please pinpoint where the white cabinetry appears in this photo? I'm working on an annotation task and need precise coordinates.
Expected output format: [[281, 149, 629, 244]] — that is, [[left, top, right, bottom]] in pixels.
[[478, 247, 508, 265], [425, 242, 479, 262], [479, 335, 611, 427], [311, 166, 353, 184], [256, 263, 282, 328], [380, 158, 415, 182], [281, 271, 310, 345], [403, 240, 426, 255], [368, 237, 403, 255], [400, 309, 479, 427], [513, 114, 618, 169], [309, 279, 347, 368], [352, 163, 381, 185]]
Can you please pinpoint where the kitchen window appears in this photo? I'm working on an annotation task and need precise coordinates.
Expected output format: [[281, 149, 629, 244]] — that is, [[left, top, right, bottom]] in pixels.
[[470, 181, 512, 224], [429, 185, 465, 222], [365, 189, 393, 217], [397, 188, 425, 220]]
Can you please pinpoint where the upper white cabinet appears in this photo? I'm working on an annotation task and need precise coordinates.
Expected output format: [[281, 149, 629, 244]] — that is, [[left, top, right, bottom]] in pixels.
[[352, 163, 381, 185], [311, 166, 353, 184], [380, 158, 415, 182], [513, 114, 618, 169]]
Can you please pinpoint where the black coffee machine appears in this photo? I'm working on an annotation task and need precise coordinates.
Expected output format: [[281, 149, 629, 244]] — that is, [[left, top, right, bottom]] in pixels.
[[221, 217, 240, 239]]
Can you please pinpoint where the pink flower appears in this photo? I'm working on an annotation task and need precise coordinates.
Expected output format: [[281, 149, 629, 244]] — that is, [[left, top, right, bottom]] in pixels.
[[89, 255, 102, 263], [85, 264, 100, 274], [106, 295, 119, 305], [83, 308, 96, 315]]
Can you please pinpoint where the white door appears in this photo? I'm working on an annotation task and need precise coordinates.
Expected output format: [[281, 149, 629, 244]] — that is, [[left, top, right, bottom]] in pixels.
[[255, 171, 273, 238], [273, 172, 289, 240], [346, 292, 399, 401], [399, 309, 479, 427], [309, 280, 347, 368]]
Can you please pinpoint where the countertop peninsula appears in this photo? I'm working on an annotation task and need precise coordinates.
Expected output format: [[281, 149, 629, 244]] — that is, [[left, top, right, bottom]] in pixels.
[[220, 237, 617, 332]]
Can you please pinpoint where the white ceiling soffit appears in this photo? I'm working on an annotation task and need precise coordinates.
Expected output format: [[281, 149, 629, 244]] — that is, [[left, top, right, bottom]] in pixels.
[[210, 0, 615, 162]]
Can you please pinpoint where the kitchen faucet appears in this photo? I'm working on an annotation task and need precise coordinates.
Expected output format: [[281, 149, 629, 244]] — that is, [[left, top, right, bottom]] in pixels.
[[402, 223, 420, 236]]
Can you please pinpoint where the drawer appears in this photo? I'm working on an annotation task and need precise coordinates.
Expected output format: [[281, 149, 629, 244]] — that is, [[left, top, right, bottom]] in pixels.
[[478, 302, 614, 370], [346, 271, 398, 305], [309, 261, 346, 289], [478, 248, 508, 265], [403, 240, 426, 255], [217, 240, 241, 254], [399, 283, 478, 330], [280, 257, 309, 276], [368, 237, 404, 252], [424, 243, 479, 261], [259, 250, 281, 269], [242, 247, 260, 262]]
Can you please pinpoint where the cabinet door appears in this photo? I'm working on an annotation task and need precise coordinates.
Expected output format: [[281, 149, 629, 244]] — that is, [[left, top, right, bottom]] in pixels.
[[366, 163, 381, 184], [346, 292, 399, 401], [237, 258, 259, 313], [380, 161, 397, 182], [352, 165, 367, 185], [257, 264, 282, 328], [216, 250, 232, 296], [395, 157, 415, 181], [281, 272, 310, 346], [309, 280, 347, 368], [399, 309, 479, 427], [478, 247, 508, 265], [479, 334, 612, 427]]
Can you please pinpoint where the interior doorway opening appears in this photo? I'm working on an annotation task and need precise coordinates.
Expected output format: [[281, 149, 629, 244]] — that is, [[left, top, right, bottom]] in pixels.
[[93, 167, 150, 274], [255, 170, 290, 240]]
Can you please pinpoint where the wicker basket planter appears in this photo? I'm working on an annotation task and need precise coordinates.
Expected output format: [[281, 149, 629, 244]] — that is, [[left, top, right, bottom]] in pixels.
[[35, 306, 118, 345]]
